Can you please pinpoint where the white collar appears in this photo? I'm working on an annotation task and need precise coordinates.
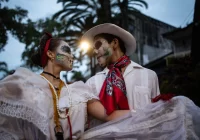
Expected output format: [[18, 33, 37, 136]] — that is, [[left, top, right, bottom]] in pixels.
[[96, 61, 143, 75]]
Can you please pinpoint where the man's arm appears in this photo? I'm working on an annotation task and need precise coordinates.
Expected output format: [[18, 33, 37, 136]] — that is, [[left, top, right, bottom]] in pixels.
[[105, 110, 130, 121], [87, 99, 130, 122]]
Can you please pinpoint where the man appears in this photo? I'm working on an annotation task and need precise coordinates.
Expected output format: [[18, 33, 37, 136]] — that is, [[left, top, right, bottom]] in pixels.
[[81, 23, 160, 126], [80, 23, 200, 140]]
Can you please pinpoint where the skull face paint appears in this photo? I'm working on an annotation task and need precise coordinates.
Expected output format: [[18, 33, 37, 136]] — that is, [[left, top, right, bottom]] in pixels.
[[55, 41, 74, 70], [93, 38, 113, 67], [61, 45, 71, 54]]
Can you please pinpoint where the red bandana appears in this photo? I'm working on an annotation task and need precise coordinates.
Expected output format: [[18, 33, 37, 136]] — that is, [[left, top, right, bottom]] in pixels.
[[99, 55, 130, 115]]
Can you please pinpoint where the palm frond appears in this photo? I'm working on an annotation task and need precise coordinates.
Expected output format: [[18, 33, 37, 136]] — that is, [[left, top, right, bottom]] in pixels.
[[129, 0, 148, 9]]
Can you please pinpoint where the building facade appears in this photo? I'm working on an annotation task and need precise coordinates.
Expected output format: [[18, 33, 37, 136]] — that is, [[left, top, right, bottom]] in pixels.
[[128, 11, 176, 66]]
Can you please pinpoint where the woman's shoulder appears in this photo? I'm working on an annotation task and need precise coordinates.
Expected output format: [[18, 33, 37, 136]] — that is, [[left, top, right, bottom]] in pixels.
[[13, 67, 37, 77], [1, 67, 40, 82], [0, 67, 49, 101]]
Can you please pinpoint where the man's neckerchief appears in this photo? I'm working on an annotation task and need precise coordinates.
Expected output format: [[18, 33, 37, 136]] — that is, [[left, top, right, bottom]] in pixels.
[[99, 55, 130, 115]]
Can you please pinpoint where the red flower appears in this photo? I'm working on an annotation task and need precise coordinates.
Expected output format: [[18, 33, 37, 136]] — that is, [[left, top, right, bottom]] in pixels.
[[151, 93, 175, 103]]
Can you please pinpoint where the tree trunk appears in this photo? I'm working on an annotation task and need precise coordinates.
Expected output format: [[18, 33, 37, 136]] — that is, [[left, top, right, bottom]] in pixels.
[[98, 0, 111, 23], [117, 0, 128, 30], [191, 0, 200, 65], [121, 0, 128, 30]]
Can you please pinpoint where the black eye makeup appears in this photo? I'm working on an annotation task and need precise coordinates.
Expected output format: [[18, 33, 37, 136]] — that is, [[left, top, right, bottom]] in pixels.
[[94, 41, 102, 50], [61, 45, 71, 53]]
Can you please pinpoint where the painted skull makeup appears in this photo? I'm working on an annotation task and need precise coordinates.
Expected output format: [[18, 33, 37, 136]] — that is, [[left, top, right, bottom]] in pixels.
[[55, 41, 74, 70], [61, 45, 71, 54], [93, 38, 113, 67], [94, 41, 103, 50]]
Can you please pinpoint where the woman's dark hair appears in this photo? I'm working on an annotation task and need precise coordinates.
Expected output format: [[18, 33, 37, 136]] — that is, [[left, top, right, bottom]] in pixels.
[[31, 33, 62, 67], [94, 33, 126, 54]]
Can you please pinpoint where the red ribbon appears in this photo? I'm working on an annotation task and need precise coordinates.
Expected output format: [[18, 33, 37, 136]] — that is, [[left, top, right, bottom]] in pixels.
[[66, 109, 72, 140], [151, 93, 175, 103], [41, 32, 52, 67]]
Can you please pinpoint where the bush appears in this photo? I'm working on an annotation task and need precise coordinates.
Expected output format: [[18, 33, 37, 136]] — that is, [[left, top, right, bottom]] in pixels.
[[159, 55, 200, 107]]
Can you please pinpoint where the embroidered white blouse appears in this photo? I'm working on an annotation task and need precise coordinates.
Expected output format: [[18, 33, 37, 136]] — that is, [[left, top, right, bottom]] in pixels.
[[0, 67, 96, 140]]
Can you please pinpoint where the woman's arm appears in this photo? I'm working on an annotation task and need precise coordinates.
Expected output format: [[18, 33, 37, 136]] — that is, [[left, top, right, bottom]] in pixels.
[[87, 99, 130, 121]]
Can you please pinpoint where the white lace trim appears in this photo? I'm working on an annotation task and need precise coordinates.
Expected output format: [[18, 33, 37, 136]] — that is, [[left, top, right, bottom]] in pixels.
[[82, 96, 200, 139], [0, 97, 49, 137]]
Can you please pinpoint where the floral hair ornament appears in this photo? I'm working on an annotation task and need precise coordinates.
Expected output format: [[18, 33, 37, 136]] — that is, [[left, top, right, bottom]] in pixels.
[[41, 32, 53, 67]]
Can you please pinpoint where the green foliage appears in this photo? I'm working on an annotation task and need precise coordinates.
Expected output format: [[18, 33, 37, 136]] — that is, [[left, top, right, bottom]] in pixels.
[[71, 70, 86, 82], [159, 55, 200, 106], [0, 6, 28, 51], [0, 1, 37, 78], [0, 61, 15, 79]]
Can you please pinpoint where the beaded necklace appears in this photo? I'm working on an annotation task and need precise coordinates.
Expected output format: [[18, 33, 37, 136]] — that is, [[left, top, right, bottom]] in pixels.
[[40, 74, 72, 140]]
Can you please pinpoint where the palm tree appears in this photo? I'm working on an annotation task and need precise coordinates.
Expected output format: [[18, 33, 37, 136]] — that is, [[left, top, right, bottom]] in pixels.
[[54, 0, 147, 28], [54, 0, 111, 25], [112, 0, 148, 29]]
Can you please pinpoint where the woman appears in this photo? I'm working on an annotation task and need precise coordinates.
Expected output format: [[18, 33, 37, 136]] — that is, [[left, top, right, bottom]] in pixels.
[[0, 33, 97, 140]]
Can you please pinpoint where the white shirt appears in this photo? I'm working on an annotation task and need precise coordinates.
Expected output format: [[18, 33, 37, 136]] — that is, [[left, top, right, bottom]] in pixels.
[[86, 61, 160, 110]]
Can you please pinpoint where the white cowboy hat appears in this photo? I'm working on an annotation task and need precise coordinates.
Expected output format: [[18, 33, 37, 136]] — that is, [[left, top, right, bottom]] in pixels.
[[81, 23, 136, 56]]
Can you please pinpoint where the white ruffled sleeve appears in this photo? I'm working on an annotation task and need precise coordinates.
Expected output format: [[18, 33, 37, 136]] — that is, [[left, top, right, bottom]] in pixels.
[[85, 76, 100, 98], [0, 67, 50, 140], [59, 81, 98, 110]]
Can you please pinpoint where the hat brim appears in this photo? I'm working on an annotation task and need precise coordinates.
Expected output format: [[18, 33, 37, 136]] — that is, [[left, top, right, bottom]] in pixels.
[[81, 23, 136, 56]]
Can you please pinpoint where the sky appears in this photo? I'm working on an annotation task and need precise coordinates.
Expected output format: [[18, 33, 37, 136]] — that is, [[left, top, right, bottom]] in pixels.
[[0, 0, 195, 79]]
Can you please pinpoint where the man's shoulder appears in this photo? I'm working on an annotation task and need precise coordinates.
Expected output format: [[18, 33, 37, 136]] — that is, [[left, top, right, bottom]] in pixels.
[[129, 61, 157, 75], [142, 67, 158, 79], [143, 67, 156, 73], [129, 61, 143, 68]]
